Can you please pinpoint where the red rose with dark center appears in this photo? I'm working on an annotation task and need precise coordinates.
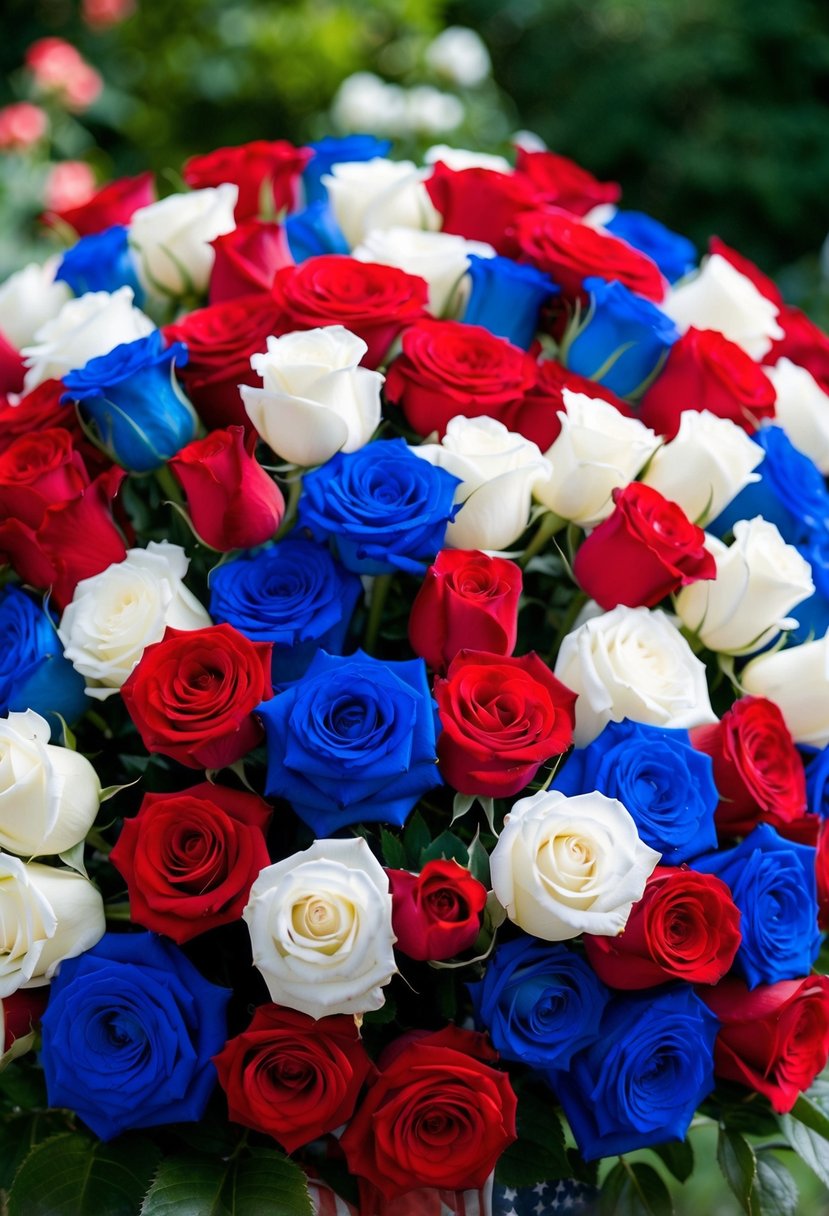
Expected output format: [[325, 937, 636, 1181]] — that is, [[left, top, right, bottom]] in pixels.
[[387, 860, 487, 961], [183, 139, 311, 221], [502, 357, 633, 452], [43, 170, 155, 235], [209, 220, 293, 304], [424, 163, 541, 252], [513, 148, 621, 216]]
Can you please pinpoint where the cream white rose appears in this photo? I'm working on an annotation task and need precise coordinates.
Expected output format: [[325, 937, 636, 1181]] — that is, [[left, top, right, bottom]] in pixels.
[[662, 253, 784, 360], [0, 856, 105, 997], [424, 27, 492, 87], [129, 184, 238, 297], [424, 145, 511, 173], [323, 159, 441, 249], [240, 327, 383, 466], [353, 227, 495, 318], [413, 416, 552, 552], [741, 636, 829, 748], [243, 837, 396, 1020], [533, 390, 660, 526], [0, 710, 100, 857], [58, 542, 210, 699], [554, 605, 716, 746], [674, 518, 814, 655], [490, 789, 661, 940], [0, 259, 71, 351], [330, 74, 409, 138], [766, 358, 829, 474]]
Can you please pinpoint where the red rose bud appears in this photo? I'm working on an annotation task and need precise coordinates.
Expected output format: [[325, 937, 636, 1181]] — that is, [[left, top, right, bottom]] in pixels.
[[121, 623, 272, 770], [43, 170, 155, 236], [573, 482, 715, 610], [169, 426, 284, 552], [0, 427, 89, 528], [183, 139, 311, 221], [408, 549, 522, 674], [584, 867, 742, 988], [504, 357, 633, 453], [818, 822, 829, 929], [2, 988, 48, 1052], [387, 860, 487, 961], [639, 326, 777, 440], [209, 220, 293, 304], [424, 163, 541, 252], [514, 147, 621, 216], [0, 331, 24, 395], [435, 650, 577, 797], [763, 303, 829, 392], [701, 976, 829, 1113], [110, 782, 272, 943]]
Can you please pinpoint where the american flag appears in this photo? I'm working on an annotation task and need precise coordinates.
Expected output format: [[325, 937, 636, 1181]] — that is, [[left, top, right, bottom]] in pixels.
[[307, 1175, 598, 1215]]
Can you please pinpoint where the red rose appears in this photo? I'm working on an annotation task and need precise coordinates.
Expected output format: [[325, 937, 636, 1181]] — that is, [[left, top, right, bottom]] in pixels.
[[502, 357, 633, 452], [690, 697, 808, 839], [764, 303, 829, 392], [708, 237, 783, 308], [639, 327, 777, 440], [270, 256, 428, 369], [384, 319, 537, 438], [110, 782, 272, 943], [183, 139, 311, 221], [434, 650, 577, 797], [573, 482, 715, 610], [120, 623, 273, 770], [387, 860, 487, 961], [513, 147, 621, 216], [0, 427, 88, 527], [701, 975, 829, 1113], [0, 331, 24, 394], [817, 822, 829, 929], [43, 170, 155, 235], [583, 866, 742, 988], [424, 163, 541, 252], [511, 208, 666, 303], [340, 1027, 517, 1199], [208, 220, 293, 304], [168, 426, 284, 552], [2, 988, 48, 1051], [408, 549, 522, 673], [214, 1004, 374, 1153]]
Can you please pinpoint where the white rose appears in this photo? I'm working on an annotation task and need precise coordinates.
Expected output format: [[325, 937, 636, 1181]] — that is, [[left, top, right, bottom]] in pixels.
[[58, 542, 211, 699], [490, 789, 660, 940], [424, 26, 492, 87], [0, 856, 105, 997], [129, 184, 238, 297], [424, 145, 511, 174], [674, 518, 814, 655], [240, 326, 383, 466], [641, 409, 764, 525], [413, 416, 552, 552], [331, 74, 409, 138], [353, 227, 495, 317], [21, 286, 155, 391], [661, 253, 784, 360], [742, 636, 829, 747], [766, 358, 829, 474], [555, 605, 716, 746], [0, 259, 71, 350], [323, 159, 441, 249], [533, 390, 660, 527], [0, 711, 100, 857], [403, 87, 464, 136], [243, 837, 396, 1020]]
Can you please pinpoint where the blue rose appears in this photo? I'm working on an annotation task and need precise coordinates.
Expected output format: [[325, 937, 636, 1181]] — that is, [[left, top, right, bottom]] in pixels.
[[564, 276, 678, 399], [285, 200, 350, 262], [62, 331, 195, 473], [603, 210, 697, 284], [553, 719, 718, 863], [550, 985, 718, 1160], [693, 822, 821, 987], [789, 530, 829, 645], [41, 932, 229, 1141], [461, 255, 557, 350], [297, 438, 461, 576], [469, 935, 610, 1069], [258, 648, 442, 834], [303, 134, 392, 204], [208, 538, 362, 684], [55, 225, 144, 303], [801, 744, 829, 818], [0, 586, 86, 724]]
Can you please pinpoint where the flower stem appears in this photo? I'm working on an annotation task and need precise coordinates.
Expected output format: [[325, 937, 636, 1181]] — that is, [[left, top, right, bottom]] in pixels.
[[276, 473, 303, 540], [155, 462, 183, 505], [518, 510, 565, 568], [364, 574, 393, 655]]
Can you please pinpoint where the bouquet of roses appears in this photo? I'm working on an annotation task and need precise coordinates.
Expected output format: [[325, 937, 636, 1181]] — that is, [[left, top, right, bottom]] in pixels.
[[0, 130, 828, 1216]]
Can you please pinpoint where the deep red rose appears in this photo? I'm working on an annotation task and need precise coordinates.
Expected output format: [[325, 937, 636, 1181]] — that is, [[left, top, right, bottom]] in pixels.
[[639, 326, 777, 440], [434, 650, 577, 797], [270, 256, 428, 369], [2, 989, 48, 1051], [501, 357, 633, 452], [0, 331, 24, 394], [384, 318, 537, 438], [214, 1004, 373, 1152], [168, 426, 284, 552], [573, 482, 715, 610], [513, 147, 621, 216], [209, 220, 293, 304], [424, 163, 541, 252], [43, 170, 155, 235], [511, 208, 666, 303], [340, 1027, 517, 1199], [110, 782, 272, 943], [584, 866, 741, 988], [701, 975, 829, 1113], [183, 140, 311, 221], [0, 427, 89, 527], [690, 697, 808, 839], [120, 623, 273, 770], [764, 303, 829, 392], [387, 860, 487, 961], [817, 822, 829, 929], [708, 237, 783, 308], [408, 549, 522, 673]]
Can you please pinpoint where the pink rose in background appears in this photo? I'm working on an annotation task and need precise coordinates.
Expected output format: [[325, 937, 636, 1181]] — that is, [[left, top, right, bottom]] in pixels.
[[25, 38, 103, 113], [82, 0, 137, 28], [0, 103, 48, 151], [44, 161, 96, 214]]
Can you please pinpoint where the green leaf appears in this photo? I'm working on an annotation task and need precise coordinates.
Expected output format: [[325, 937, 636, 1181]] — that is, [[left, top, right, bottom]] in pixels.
[[232, 1149, 313, 1216], [403, 810, 430, 868], [598, 1161, 673, 1216], [379, 828, 406, 870], [494, 1087, 569, 1187], [420, 830, 468, 866], [651, 1138, 694, 1184], [9, 1134, 161, 1216], [57, 841, 88, 877], [467, 828, 491, 886], [451, 793, 475, 823], [140, 1155, 228, 1216], [140, 1151, 312, 1216], [717, 1127, 758, 1214], [0, 1113, 71, 1193], [754, 1152, 799, 1216], [780, 1111, 829, 1188], [789, 1092, 829, 1141], [99, 778, 142, 804]]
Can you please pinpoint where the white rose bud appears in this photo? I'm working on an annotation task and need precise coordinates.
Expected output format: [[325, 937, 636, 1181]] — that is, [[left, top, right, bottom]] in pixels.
[[353, 227, 495, 318], [674, 519, 814, 655], [741, 636, 829, 748], [241, 326, 383, 466], [243, 837, 397, 1020], [129, 184, 238, 297], [424, 27, 492, 88], [0, 259, 71, 351], [323, 159, 441, 249], [766, 358, 829, 475], [58, 542, 211, 699], [662, 253, 784, 360], [0, 711, 100, 857], [0, 856, 105, 997]]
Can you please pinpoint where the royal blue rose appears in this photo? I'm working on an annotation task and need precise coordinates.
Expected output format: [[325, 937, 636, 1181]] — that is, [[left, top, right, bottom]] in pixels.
[[790, 530, 829, 646], [0, 586, 86, 724], [468, 935, 610, 1069], [801, 743, 829, 819], [553, 719, 718, 863], [303, 134, 392, 204], [461, 255, 557, 350], [297, 438, 461, 576], [603, 210, 697, 284], [258, 648, 442, 835], [550, 985, 718, 1160], [285, 200, 349, 262], [40, 932, 229, 1141], [55, 225, 144, 303], [208, 538, 362, 684]]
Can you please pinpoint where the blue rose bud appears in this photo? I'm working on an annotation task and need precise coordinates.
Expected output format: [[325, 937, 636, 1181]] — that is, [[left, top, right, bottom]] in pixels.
[[604, 210, 697, 284], [285, 200, 350, 263], [0, 586, 87, 725], [461, 255, 557, 350], [55, 225, 145, 304], [303, 134, 392, 204]]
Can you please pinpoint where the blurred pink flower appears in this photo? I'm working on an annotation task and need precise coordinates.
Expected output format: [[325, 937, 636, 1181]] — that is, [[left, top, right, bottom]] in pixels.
[[25, 38, 103, 113], [0, 103, 48, 151], [82, 0, 137, 28], [44, 161, 97, 213]]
